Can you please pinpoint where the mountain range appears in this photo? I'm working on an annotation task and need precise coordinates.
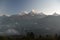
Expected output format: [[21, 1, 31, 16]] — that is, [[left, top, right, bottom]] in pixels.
[[0, 11, 60, 35]]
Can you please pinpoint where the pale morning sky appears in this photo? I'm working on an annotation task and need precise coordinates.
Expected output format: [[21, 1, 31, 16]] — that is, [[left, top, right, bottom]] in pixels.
[[0, 0, 60, 15]]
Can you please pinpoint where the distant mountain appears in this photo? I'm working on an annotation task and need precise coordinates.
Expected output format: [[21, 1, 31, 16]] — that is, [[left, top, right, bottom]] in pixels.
[[28, 10, 46, 16], [18, 11, 28, 16], [0, 11, 60, 35], [53, 12, 60, 16]]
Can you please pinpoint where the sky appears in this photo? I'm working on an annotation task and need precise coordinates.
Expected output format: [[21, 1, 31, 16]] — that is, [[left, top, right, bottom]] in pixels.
[[0, 0, 60, 15]]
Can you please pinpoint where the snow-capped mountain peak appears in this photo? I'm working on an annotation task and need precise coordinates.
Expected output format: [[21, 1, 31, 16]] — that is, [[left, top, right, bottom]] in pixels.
[[53, 12, 60, 16], [31, 9, 36, 13], [18, 11, 28, 16]]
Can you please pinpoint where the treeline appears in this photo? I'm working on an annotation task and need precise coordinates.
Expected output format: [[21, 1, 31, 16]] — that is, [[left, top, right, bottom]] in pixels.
[[0, 32, 60, 40]]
